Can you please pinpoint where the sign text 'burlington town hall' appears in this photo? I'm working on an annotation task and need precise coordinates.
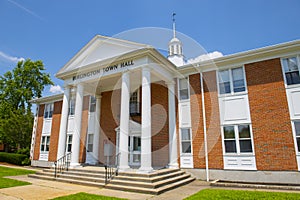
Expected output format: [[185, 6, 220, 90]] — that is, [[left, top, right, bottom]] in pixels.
[[72, 60, 134, 81]]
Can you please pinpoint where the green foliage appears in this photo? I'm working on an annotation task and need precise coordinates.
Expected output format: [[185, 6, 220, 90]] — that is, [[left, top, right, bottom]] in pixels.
[[0, 166, 35, 188], [52, 192, 127, 200], [0, 152, 28, 166], [185, 189, 300, 200], [0, 59, 53, 151]]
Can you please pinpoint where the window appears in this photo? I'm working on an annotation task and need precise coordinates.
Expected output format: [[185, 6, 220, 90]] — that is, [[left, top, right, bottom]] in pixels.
[[68, 97, 75, 116], [89, 96, 96, 112], [44, 104, 53, 119], [87, 134, 94, 152], [130, 90, 140, 115], [40, 136, 50, 152], [294, 121, 300, 153], [179, 78, 189, 100], [223, 124, 253, 154], [218, 67, 246, 94], [181, 128, 192, 153], [282, 57, 300, 85], [66, 134, 73, 152]]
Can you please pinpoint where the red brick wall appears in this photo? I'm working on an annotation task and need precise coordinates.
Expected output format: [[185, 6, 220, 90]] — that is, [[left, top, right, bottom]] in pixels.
[[245, 58, 297, 171], [48, 101, 62, 161], [190, 72, 223, 169], [151, 82, 169, 167], [79, 96, 90, 163], [33, 104, 45, 160]]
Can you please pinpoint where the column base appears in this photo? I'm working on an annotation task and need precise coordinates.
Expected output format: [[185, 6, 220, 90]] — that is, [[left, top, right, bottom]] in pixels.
[[69, 163, 81, 168], [138, 166, 153, 174], [118, 165, 130, 172], [168, 163, 179, 169]]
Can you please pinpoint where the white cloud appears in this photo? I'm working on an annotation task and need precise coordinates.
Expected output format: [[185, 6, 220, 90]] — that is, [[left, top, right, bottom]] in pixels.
[[187, 51, 223, 64], [0, 51, 25, 63], [50, 85, 63, 94]]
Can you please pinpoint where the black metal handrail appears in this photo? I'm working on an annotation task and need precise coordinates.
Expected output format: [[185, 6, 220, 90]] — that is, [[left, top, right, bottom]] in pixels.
[[54, 152, 72, 178], [105, 152, 120, 184]]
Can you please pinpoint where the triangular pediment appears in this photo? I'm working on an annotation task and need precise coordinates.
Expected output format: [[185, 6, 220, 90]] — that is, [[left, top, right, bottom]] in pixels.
[[56, 35, 150, 77], [115, 120, 141, 134]]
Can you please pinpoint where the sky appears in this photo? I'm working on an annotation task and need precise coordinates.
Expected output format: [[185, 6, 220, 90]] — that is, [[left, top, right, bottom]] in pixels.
[[1, 0, 300, 96]]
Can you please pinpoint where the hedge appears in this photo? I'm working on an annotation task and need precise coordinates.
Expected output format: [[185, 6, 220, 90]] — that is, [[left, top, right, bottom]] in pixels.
[[0, 152, 28, 166]]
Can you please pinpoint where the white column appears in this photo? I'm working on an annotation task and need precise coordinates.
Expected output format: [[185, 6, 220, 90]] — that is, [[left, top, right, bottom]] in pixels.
[[139, 68, 153, 173], [93, 95, 101, 164], [57, 86, 70, 159], [70, 83, 84, 166], [118, 72, 130, 171], [167, 81, 179, 168]]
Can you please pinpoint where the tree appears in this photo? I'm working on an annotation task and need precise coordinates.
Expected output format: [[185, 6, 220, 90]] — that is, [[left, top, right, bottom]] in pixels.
[[0, 59, 53, 151]]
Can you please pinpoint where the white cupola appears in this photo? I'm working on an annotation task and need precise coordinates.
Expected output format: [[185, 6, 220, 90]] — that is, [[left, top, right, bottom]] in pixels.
[[168, 13, 184, 66]]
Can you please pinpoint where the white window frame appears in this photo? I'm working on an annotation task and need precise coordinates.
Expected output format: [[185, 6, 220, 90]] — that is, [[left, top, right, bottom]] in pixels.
[[178, 77, 190, 101], [66, 134, 73, 153], [68, 96, 75, 117], [281, 55, 300, 87], [44, 103, 53, 119], [292, 121, 300, 155], [87, 133, 94, 153], [221, 124, 255, 155], [179, 128, 193, 155], [217, 66, 247, 96], [130, 89, 140, 115], [40, 135, 50, 153], [89, 96, 96, 113]]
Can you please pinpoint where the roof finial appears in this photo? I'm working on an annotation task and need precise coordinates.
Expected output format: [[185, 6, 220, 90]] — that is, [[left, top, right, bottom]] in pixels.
[[172, 13, 176, 38]]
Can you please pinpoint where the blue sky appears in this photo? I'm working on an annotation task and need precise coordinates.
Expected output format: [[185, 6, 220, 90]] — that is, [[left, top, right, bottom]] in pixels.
[[1, 0, 300, 96]]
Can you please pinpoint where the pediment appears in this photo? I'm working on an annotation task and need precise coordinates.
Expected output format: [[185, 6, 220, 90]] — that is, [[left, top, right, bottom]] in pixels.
[[57, 35, 149, 77]]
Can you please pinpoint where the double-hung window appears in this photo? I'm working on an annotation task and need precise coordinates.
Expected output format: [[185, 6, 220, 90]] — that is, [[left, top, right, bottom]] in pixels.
[[223, 124, 253, 154], [130, 90, 140, 115], [180, 128, 192, 154], [294, 121, 300, 153], [89, 96, 96, 112], [40, 136, 50, 152], [282, 56, 300, 85], [218, 67, 246, 95], [66, 134, 73, 152], [87, 134, 94, 152], [68, 97, 75, 116], [44, 104, 53, 119], [179, 78, 189, 100]]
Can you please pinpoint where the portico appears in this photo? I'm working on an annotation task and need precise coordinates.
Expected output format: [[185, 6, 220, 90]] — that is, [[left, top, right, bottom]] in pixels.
[[55, 35, 179, 172]]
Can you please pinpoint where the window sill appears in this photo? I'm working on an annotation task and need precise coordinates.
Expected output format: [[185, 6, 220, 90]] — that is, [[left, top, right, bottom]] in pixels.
[[218, 91, 248, 98], [285, 84, 300, 89], [223, 153, 255, 157]]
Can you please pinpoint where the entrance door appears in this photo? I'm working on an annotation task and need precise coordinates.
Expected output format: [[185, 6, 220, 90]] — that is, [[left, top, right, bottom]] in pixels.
[[128, 136, 141, 167]]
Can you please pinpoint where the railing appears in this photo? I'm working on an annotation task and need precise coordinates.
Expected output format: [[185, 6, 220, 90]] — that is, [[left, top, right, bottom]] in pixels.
[[104, 152, 120, 184], [54, 152, 72, 178]]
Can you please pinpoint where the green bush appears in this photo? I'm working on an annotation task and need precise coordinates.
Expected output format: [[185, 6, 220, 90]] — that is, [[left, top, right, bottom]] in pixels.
[[0, 152, 27, 166]]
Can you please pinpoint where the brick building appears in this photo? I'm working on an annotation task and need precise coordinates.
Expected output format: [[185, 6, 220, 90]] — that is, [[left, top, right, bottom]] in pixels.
[[30, 32, 300, 184]]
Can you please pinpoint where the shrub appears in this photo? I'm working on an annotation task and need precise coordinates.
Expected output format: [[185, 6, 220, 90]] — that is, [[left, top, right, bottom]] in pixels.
[[0, 152, 27, 166]]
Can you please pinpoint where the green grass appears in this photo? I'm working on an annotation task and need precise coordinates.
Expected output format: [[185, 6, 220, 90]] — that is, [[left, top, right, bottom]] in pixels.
[[52, 192, 127, 200], [0, 166, 35, 188], [185, 189, 300, 200]]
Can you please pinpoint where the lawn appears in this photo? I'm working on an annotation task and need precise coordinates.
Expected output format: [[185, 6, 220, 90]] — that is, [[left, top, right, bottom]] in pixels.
[[0, 166, 35, 189], [52, 192, 127, 200], [185, 189, 300, 200]]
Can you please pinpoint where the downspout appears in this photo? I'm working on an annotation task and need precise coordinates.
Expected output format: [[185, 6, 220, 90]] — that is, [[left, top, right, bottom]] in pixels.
[[200, 72, 209, 182]]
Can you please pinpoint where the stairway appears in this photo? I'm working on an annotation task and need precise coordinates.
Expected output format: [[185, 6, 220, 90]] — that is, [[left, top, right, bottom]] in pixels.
[[28, 167, 195, 195]]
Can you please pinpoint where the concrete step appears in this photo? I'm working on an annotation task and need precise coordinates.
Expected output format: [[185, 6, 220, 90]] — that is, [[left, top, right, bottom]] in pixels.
[[110, 173, 191, 189], [106, 177, 196, 195], [43, 169, 106, 179], [28, 174, 105, 187], [114, 170, 185, 183], [211, 181, 300, 191]]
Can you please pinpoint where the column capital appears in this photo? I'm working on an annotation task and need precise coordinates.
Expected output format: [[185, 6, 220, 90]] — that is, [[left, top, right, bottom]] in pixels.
[[95, 94, 102, 99], [142, 67, 152, 73]]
